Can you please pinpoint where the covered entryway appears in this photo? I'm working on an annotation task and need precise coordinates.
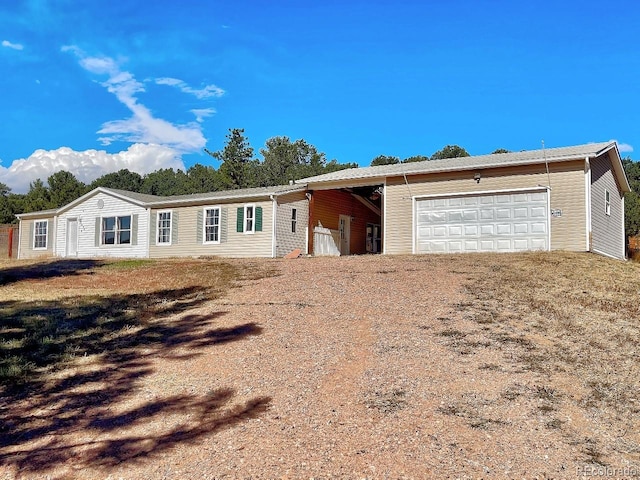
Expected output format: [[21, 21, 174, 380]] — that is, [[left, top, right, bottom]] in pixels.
[[415, 189, 549, 253]]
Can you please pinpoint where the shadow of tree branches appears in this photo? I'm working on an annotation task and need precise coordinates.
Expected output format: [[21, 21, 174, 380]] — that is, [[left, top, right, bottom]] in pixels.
[[0, 265, 269, 476], [0, 259, 104, 286]]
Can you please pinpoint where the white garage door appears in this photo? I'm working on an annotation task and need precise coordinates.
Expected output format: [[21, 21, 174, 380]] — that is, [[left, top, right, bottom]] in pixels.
[[416, 190, 549, 253]]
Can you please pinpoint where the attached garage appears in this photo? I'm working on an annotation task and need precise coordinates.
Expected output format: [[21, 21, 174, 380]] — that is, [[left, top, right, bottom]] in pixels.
[[415, 189, 549, 253], [301, 141, 631, 259]]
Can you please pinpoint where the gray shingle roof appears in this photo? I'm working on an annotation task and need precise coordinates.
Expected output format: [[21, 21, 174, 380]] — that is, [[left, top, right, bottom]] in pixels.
[[103, 183, 306, 207], [299, 142, 617, 184]]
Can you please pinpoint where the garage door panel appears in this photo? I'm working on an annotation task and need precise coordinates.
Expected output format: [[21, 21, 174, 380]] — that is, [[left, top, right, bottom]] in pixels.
[[416, 191, 548, 253]]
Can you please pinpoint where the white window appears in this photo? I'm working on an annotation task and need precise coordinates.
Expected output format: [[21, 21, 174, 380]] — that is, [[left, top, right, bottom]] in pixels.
[[204, 207, 221, 243], [33, 220, 48, 249], [102, 216, 131, 245], [157, 211, 172, 244], [605, 190, 611, 216], [244, 205, 255, 234], [291, 208, 297, 233]]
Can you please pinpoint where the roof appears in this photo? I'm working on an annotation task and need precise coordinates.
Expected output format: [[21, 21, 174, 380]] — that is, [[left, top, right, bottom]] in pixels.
[[299, 141, 631, 192], [17, 183, 307, 219]]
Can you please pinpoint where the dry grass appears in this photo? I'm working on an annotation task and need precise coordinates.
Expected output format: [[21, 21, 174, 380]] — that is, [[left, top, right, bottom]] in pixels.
[[0, 258, 274, 385], [444, 251, 640, 466]]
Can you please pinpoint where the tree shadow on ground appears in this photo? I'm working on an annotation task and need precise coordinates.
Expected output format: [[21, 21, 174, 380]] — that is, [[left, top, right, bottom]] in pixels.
[[0, 259, 105, 286], [0, 285, 269, 476]]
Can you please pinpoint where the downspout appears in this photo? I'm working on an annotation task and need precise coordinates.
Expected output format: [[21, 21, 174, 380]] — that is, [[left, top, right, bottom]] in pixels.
[[270, 195, 277, 258], [53, 215, 58, 257], [621, 194, 626, 260], [146, 207, 151, 259], [382, 180, 387, 254], [17, 219, 22, 259], [585, 156, 592, 252]]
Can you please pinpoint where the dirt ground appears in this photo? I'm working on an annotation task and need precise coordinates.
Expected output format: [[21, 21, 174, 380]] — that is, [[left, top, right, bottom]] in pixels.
[[1, 253, 639, 479]]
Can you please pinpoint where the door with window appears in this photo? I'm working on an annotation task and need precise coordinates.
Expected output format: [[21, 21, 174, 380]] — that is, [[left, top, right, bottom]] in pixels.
[[339, 214, 351, 255], [67, 219, 78, 257]]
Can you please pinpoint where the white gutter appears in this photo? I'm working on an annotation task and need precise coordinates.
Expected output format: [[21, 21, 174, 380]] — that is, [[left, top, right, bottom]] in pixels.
[[382, 181, 387, 255], [621, 194, 626, 260], [147, 207, 152, 259]]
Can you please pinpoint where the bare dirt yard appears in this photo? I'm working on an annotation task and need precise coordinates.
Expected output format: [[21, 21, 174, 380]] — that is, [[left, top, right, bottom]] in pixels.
[[0, 252, 639, 479]]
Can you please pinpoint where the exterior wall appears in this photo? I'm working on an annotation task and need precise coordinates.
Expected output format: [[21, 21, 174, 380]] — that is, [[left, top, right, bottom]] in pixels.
[[148, 199, 274, 258], [384, 161, 587, 254], [309, 189, 381, 255], [275, 192, 309, 257], [590, 152, 625, 259], [19, 216, 56, 259], [56, 192, 149, 258]]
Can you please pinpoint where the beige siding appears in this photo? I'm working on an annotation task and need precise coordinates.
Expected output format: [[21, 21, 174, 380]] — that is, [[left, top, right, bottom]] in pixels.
[[19, 216, 56, 259], [149, 199, 274, 258], [384, 161, 587, 254], [590, 152, 625, 259], [275, 192, 309, 257]]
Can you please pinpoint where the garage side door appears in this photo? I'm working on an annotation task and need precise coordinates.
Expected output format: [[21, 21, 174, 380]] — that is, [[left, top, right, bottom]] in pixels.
[[416, 191, 548, 253]]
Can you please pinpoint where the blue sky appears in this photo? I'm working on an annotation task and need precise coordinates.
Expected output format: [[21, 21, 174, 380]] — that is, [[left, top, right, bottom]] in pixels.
[[0, 0, 637, 193]]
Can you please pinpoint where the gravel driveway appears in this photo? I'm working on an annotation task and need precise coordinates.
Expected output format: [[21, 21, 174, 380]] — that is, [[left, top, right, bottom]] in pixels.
[[1, 254, 614, 479]]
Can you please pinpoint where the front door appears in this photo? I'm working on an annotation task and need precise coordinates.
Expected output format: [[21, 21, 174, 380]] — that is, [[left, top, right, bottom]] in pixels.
[[339, 215, 351, 255], [67, 219, 78, 257]]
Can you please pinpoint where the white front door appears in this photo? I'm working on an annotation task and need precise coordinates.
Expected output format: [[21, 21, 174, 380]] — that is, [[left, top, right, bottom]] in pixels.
[[339, 215, 351, 255], [67, 219, 78, 257]]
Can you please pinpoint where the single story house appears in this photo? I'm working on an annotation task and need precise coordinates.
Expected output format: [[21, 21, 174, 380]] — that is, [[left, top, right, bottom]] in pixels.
[[16, 141, 631, 260], [17, 184, 309, 259]]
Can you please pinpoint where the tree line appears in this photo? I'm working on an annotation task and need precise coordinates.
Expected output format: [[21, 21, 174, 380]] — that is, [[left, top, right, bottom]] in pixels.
[[1, 129, 639, 241]]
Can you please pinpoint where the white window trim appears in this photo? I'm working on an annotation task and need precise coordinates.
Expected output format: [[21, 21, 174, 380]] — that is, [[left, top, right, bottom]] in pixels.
[[203, 206, 221, 244], [244, 204, 255, 234], [156, 210, 172, 246], [101, 214, 132, 247], [605, 189, 611, 216], [33, 219, 48, 250]]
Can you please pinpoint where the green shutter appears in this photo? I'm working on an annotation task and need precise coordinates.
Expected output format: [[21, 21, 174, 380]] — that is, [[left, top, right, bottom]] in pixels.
[[220, 208, 228, 243], [132, 214, 139, 246], [237, 207, 244, 232], [29, 222, 34, 249], [171, 211, 179, 245], [255, 206, 263, 232], [196, 209, 203, 244], [95, 217, 101, 247]]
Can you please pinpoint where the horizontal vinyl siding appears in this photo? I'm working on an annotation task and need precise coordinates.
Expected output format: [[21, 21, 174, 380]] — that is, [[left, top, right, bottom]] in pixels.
[[384, 161, 586, 254], [310, 189, 381, 255], [275, 192, 309, 257], [590, 153, 625, 259], [56, 192, 149, 258], [19, 217, 56, 259], [149, 200, 274, 258]]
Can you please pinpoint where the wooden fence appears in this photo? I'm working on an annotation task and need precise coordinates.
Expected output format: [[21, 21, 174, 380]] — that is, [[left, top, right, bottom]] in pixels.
[[0, 224, 19, 259], [629, 236, 640, 260]]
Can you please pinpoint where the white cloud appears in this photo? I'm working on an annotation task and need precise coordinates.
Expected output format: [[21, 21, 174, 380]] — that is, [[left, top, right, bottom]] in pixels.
[[0, 144, 184, 194], [2, 40, 24, 51], [610, 139, 633, 153], [191, 108, 216, 123], [62, 45, 209, 152], [156, 77, 225, 99]]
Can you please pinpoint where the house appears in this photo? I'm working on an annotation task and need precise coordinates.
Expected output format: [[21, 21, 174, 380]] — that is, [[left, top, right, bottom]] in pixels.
[[17, 184, 309, 259], [16, 141, 631, 260], [300, 141, 630, 260]]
